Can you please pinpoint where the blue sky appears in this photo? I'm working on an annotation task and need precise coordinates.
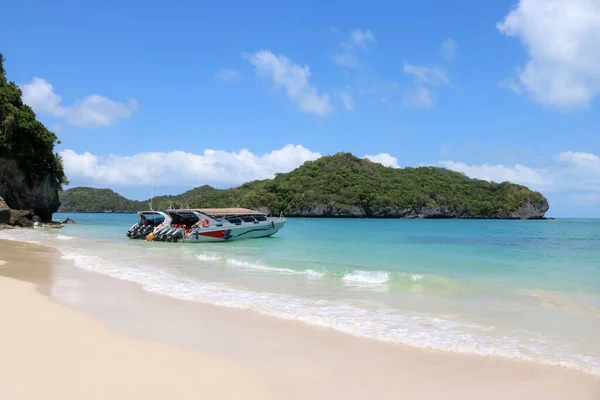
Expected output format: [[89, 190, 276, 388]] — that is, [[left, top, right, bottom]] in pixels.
[[2, 0, 599, 217]]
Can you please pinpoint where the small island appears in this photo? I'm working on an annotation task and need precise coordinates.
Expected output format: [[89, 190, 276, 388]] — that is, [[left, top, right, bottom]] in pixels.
[[59, 153, 549, 219]]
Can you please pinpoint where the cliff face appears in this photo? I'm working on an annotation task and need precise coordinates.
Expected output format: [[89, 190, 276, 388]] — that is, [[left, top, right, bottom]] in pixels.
[[0, 158, 60, 223]]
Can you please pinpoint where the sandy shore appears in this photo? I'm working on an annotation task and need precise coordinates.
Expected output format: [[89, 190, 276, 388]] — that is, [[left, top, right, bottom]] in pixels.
[[1, 238, 599, 399]]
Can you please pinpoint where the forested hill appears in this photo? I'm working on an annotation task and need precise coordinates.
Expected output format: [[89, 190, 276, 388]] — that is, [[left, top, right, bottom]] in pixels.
[[58, 153, 549, 219]]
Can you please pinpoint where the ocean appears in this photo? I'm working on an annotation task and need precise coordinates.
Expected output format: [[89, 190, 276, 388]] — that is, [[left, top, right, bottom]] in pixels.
[[2, 213, 599, 375]]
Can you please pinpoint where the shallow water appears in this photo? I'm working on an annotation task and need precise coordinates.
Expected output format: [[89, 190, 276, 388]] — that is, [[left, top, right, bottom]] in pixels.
[[3, 214, 599, 374]]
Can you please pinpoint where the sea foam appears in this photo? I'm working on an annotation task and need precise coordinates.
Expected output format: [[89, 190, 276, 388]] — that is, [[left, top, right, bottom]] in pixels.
[[196, 254, 325, 278], [342, 270, 390, 284]]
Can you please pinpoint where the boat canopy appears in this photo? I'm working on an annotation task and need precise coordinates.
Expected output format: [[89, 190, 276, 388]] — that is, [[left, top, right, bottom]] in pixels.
[[137, 208, 267, 218], [193, 208, 266, 216]]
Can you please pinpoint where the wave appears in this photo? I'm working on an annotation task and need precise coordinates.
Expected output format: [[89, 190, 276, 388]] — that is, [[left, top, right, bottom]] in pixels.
[[196, 254, 325, 278], [195, 254, 222, 262], [56, 234, 75, 240], [59, 249, 600, 376], [342, 270, 390, 284]]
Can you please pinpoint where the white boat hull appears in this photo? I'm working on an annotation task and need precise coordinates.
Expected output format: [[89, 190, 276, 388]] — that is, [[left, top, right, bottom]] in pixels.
[[183, 219, 286, 242]]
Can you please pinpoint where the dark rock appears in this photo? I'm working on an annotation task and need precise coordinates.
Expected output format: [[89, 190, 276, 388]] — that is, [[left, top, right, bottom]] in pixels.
[[0, 196, 10, 224], [9, 209, 34, 227], [0, 158, 60, 222], [62, 218, 76, 224], [33, 215, 42, 223]]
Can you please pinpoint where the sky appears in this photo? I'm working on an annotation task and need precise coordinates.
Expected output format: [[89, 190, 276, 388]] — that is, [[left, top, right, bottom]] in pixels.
[[1, 0, 599, 217]]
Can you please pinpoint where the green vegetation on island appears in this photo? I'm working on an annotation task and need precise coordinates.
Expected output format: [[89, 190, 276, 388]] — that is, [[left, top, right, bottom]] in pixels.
[[59, 153, 549, 219], [57, 187, 146, 213], [0, 52, 67, 223], [0, 53, 67, 187]]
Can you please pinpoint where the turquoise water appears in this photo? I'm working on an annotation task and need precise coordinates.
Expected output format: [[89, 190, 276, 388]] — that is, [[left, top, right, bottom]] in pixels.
[[3, 214, 600, 374]]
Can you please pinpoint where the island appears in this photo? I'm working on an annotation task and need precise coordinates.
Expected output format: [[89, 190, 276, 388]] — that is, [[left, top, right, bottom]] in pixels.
[[59, 153, 549, 219]]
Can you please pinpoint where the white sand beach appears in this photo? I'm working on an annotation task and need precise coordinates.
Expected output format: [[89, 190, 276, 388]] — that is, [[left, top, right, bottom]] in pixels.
[[1, 239, 599, 400]]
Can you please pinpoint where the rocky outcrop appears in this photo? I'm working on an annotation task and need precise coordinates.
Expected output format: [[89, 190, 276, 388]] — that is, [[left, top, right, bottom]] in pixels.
[[0, 158, 60, 222], [0, 195, 10, 224], [62, 218, 76, 224], [0, 196, 36, 227], [506, 202, 550, 219]]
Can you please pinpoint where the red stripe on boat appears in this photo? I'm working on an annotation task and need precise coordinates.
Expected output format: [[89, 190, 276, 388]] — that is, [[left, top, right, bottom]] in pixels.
[[199, 230, 227, 239]]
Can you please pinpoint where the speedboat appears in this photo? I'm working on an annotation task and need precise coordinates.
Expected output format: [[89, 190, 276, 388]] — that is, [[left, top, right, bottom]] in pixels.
[[126, 208, 286, 243]]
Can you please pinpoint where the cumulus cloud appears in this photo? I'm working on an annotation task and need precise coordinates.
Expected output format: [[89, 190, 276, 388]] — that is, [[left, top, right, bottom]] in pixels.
[[215, 68, 241, 83], [364, 153, 400, 168], [553, 151, 600, 191], [403, 86, 436, 108], [439, 160, 550, 186], [60, 144, 322, 187], [247, 50, 332, 116], [439, 151, 600, 200], [497, 0, 600, 109], [20, 77, 137, 127], [440, 38, 457, 60]]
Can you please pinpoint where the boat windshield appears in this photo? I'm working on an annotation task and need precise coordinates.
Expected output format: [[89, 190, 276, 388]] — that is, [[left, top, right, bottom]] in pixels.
[[140, 213, 165, 226], [167, 211, 200, 227]]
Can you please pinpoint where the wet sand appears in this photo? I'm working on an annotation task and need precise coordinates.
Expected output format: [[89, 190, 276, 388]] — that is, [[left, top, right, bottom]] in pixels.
[[1, 239, 599, 399]]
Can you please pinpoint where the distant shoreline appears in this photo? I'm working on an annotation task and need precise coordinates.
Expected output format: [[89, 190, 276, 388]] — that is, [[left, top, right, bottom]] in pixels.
[[55, 210, 554, 220]]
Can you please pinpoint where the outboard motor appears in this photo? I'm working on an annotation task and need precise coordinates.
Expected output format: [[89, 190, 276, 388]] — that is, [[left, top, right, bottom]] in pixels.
[[169, 228, 185, 242], [154, 227, 169, 241], [127, 223, 145, 239], [165, 228, 181, 242]]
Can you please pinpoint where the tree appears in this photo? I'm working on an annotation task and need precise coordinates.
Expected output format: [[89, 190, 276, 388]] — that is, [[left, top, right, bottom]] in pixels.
[[0, 52, 68, 187]]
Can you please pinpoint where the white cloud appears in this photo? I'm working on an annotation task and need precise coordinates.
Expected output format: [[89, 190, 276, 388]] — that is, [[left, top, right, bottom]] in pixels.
[[69, 96, 138, 127], [439, 161, 550, 186], [440, 151, 600, 204], [440, 38, 457, 60], [332, 53, 360, 69], [403, 86, 436, 108], [60, 144, 322, 187], [403, 63, 450, 86], [364, 153, 400, 168], [20, 78, 137, 127], [497, 0, 600, 109], [338, 91, 355, 111], [553, 151, 600, 191], [349, 29, 376, 48], [21, 77, 65, 116], [215, 68, 241, 83], [247, 50, 333, 116], [555, 151, 600, 167]]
